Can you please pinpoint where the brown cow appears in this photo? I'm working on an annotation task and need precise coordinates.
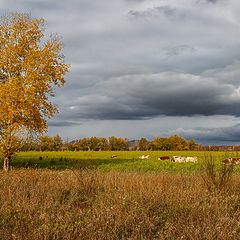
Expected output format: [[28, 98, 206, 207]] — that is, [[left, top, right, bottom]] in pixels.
[[222, 158, 240, 164], [158, 156, 170, 160]]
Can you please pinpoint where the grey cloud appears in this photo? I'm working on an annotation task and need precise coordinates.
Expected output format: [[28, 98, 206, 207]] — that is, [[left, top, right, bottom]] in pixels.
[[127, 6, 182, 20], [173, 123, 240, 145], [205, 0, 221, 3], [55, 72, 240, 121], [48, 121, 82, 127], [195, 0, 225, 5], [162, 45, 197, 57]]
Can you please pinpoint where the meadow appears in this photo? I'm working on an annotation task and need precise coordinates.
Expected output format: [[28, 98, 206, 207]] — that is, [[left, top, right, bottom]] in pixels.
[[0, 151, 240, 239], [7, 150, 240, 173]]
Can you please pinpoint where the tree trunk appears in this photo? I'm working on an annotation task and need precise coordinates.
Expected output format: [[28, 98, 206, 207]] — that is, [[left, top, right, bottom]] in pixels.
[[3, 157, 10, 171]]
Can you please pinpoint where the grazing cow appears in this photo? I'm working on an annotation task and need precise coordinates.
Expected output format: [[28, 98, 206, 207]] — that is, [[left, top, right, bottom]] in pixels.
[[111, 155, 118, 159], [158, 156, 170, 160], [185, 157, 198, 163], [231, 158, 240, 164], [171, 156, 186, 162], [171, 156, 197, 163], [139, 155, 150, 159], [222, 158, 240, 164]]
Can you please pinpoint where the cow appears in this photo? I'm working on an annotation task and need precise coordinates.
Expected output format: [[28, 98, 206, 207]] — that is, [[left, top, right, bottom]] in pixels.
[[111, 155, 118, 159], [231, 157, 240, 164], [171, 156, 197, 163], [139, 155, 150, 159], [185, 157, 198, 163], [171, 156, 186, 162], [222, 158, 240, 164], [158, 156, 170, 160]]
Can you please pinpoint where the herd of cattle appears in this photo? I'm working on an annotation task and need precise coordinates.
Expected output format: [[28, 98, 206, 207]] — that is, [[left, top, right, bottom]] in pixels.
[[111, 154, 198, 163], [158, 155, 197, 163], [111, 155, 240, 164], [138, 155, 198, 162]]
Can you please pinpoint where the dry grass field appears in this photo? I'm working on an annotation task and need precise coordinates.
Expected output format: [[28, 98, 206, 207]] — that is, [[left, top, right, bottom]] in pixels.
[[0, 169, 240, 239]]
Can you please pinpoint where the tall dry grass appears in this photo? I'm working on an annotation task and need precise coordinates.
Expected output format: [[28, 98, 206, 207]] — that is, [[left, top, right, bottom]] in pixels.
[[0, 169, 240, 239]]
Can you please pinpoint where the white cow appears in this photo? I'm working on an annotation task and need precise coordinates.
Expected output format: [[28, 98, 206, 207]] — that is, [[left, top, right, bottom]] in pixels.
[[172, 156, 186, 162], [185, 157, 198, 163], [172, 156, 197, 163], [139, 155, 150, 159]]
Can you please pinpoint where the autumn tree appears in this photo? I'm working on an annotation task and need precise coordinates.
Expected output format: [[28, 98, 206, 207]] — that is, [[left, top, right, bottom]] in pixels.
[[108, 136, 129, 151], [150, 137, 171, 151], [187, 139, 197, 150], [168, 135, 188, 151], [21, 136, 39, 151], [138, 138, 149, 151], [78, 138, 91, 151], [95, 137, 109, 151], [39, 136, 53, 151], [0, 13, 69, 170], [52, 135, 63, 151]]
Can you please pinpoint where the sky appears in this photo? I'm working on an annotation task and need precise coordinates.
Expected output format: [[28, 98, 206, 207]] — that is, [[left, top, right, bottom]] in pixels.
[[1, 0, 240, 145]]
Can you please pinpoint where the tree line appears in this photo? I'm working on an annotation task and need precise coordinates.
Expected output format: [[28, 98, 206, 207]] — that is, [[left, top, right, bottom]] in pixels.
[[20, 135, 204, 152]]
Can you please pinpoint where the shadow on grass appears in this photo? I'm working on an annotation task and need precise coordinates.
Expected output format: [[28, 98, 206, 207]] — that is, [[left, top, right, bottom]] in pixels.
[[4, 156, 139, 170]]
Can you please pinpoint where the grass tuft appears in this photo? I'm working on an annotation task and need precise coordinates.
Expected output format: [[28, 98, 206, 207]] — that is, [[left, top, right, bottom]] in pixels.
[[202, 155, 234, 193]]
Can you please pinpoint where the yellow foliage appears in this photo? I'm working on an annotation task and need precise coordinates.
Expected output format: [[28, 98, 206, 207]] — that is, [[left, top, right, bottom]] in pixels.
[[0, 13, 69, 166]]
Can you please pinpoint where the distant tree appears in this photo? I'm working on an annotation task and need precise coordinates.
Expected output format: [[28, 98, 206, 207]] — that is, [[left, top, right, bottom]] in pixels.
[[150, 138, 171, 151], [21, 136, 39, 151], [52, 135, 63, 151], [96, 137, 109, 151], [187, 139, 197, 150], [67, 140, 79, 151], [39, 135, 63, 151], [168, 135, 187, 151], [39, 136, 53, 151], [0, 13, 69, 170], [108, 136, 118, 151], [89, 137, 100, 151], [79, 138, 91, 151], [109, 136, 129, 151], [138, 138, 149, 151], [62, 138, 70, 151]]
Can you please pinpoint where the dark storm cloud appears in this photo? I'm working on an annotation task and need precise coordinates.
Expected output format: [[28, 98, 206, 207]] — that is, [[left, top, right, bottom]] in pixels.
[[57, 72, 240, 120]]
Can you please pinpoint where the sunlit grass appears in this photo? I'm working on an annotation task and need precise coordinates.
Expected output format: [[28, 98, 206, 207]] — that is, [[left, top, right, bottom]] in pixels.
[[5, 151, 240, 173]]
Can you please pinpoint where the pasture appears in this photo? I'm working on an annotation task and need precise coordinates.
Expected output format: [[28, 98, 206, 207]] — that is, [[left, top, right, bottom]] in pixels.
[[6, 150, 240, 173]]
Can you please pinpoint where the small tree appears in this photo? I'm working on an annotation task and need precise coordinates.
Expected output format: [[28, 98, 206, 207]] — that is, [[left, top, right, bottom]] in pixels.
[[0, 13, 69, 170]]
